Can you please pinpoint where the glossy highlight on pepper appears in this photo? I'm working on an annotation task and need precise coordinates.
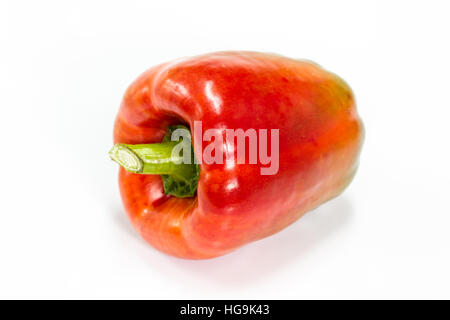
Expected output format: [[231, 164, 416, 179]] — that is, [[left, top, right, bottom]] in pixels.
[[111, 51, 364, 259]]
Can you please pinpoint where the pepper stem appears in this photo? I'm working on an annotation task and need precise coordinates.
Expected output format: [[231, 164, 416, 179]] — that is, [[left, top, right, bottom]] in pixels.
[[109, 144, 144, 173], [109, 126, 200, 198]]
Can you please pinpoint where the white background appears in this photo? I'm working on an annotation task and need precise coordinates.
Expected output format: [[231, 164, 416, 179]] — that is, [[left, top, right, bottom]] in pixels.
[[1, 0, 449, 299]]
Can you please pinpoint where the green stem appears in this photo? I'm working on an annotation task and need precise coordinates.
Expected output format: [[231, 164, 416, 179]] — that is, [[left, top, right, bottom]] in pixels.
[[109, 141, 192, 179], [108, 126, 200, 198]]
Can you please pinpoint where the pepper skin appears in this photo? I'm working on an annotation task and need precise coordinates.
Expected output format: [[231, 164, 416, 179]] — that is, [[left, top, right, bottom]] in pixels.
[[113, 51, 364, 259]]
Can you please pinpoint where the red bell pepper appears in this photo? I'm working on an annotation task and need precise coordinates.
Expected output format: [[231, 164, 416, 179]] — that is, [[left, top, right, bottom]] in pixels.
[[109, 51, 364, 259]]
